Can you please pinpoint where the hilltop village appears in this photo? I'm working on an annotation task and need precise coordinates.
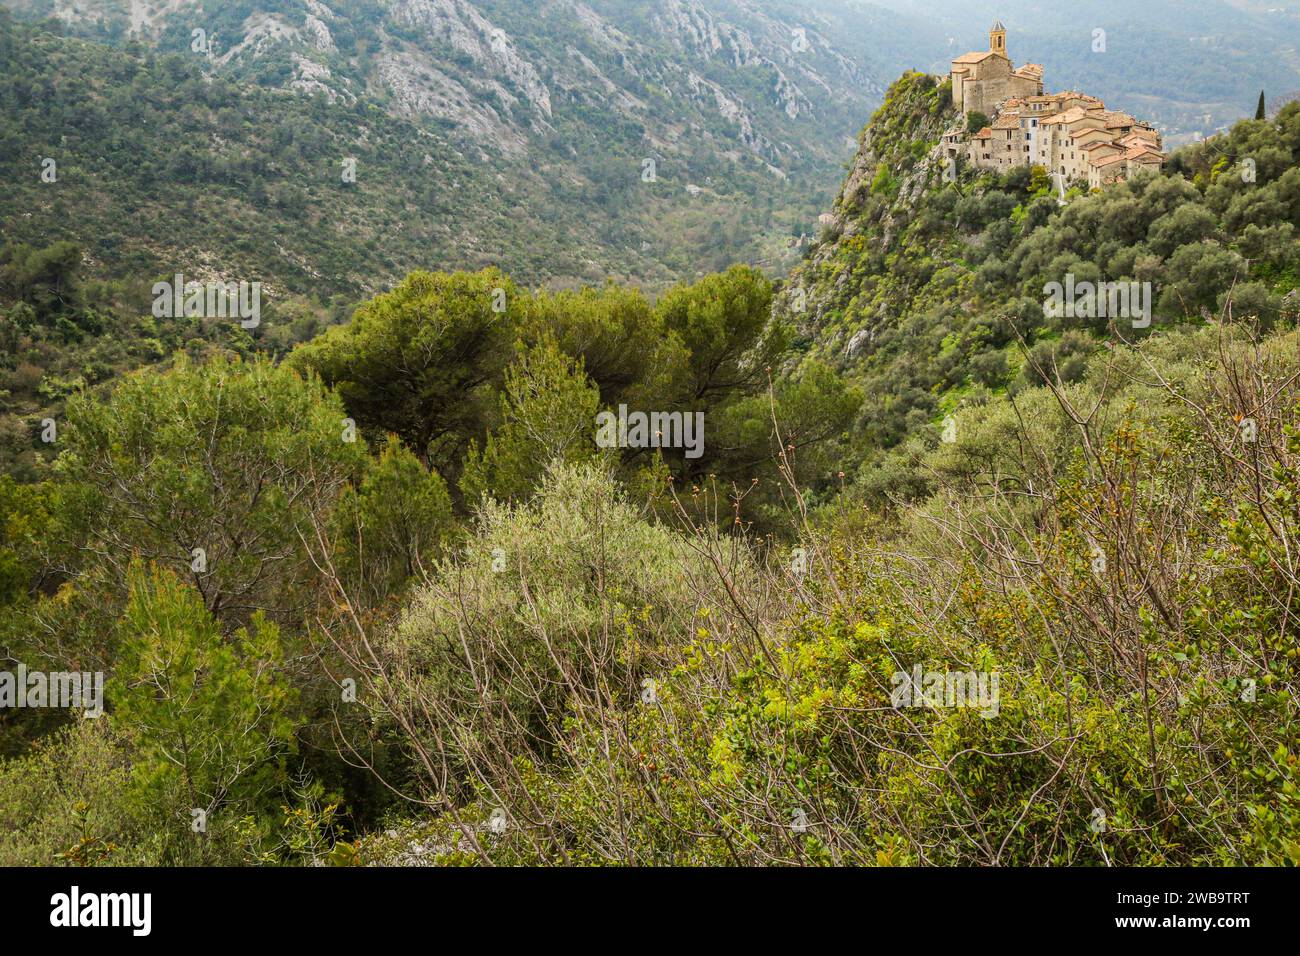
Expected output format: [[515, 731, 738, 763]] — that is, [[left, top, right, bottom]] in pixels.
[[944, 21, 1165, 189]]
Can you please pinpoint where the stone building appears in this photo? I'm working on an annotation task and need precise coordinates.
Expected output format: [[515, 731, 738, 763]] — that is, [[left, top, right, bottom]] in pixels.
[[950, 21, 1044, 118], [946, 21, 1164, 189]]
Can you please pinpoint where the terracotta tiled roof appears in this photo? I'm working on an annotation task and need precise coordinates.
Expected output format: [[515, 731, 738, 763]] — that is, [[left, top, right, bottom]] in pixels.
[[972, 126, 993, 139], [1120, 139, 1159, 154], [1049, 95, 1106, 112], [1072, 131, 1114, 147], [1066, 116, 1107, 131], [1122, 129, 1159, 145], [1126, 144, 1163, 160], [953, 50, 1000, 64], [1090, 154, 1128, 169], [992, 114, 1021, 129]]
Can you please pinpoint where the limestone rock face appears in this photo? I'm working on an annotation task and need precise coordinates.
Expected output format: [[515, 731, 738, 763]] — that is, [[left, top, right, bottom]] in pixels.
[[390, 0, 553, 122], [778, 72, 957, 364], [20, 0, 887, 175]]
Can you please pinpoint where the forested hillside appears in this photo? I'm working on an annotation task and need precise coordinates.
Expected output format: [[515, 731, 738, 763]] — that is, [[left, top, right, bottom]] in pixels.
[[783, 71, 1300, 506], [2, 57, 1300, 866], [0, 2, 887, 295]]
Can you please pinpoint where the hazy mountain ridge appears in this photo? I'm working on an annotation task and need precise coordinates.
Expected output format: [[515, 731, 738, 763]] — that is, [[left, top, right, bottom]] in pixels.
[[0, 0, 904, 292], [6, 0, 887, 172]]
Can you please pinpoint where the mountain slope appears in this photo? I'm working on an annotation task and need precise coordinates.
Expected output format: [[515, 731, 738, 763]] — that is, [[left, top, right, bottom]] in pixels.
[[0, 0, 900, 293], [3, 61, 1300, 870], [11, 0, 887, 172], [778, 70, 1300, 503]]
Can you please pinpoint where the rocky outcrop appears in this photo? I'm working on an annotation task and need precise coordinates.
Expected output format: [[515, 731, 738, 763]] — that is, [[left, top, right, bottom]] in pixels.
[[376, 49, 525, 152], [390, 0, 552, 121], [217, 12, 302, 67], [302, 14, 335, 52], [15, 0, 889, 185], [291, 53, 353, 103], [780, 72, 957, 343]]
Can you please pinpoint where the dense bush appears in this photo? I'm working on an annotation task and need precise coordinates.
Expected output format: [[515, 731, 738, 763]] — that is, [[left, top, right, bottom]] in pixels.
[[1, 69, 1297, 868], [341, 325, 1300, 866], [785, 74, 1300, 513]]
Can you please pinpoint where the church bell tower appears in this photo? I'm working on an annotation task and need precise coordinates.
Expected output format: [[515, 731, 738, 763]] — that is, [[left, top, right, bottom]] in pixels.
[[990, 20, 1006, 55]]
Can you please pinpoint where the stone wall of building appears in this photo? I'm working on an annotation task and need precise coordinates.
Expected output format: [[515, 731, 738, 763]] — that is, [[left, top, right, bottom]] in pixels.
[[958, 68, 1042, 119], [948, 22, 1163, 189]]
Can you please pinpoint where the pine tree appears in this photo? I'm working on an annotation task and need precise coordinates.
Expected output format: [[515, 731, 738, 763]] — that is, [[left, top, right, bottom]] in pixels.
[[1256, 90, 1267, 120]]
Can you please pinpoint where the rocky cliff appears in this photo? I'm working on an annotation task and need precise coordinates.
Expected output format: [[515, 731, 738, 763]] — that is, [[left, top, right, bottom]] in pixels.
[[780, 70, 957, 360]]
